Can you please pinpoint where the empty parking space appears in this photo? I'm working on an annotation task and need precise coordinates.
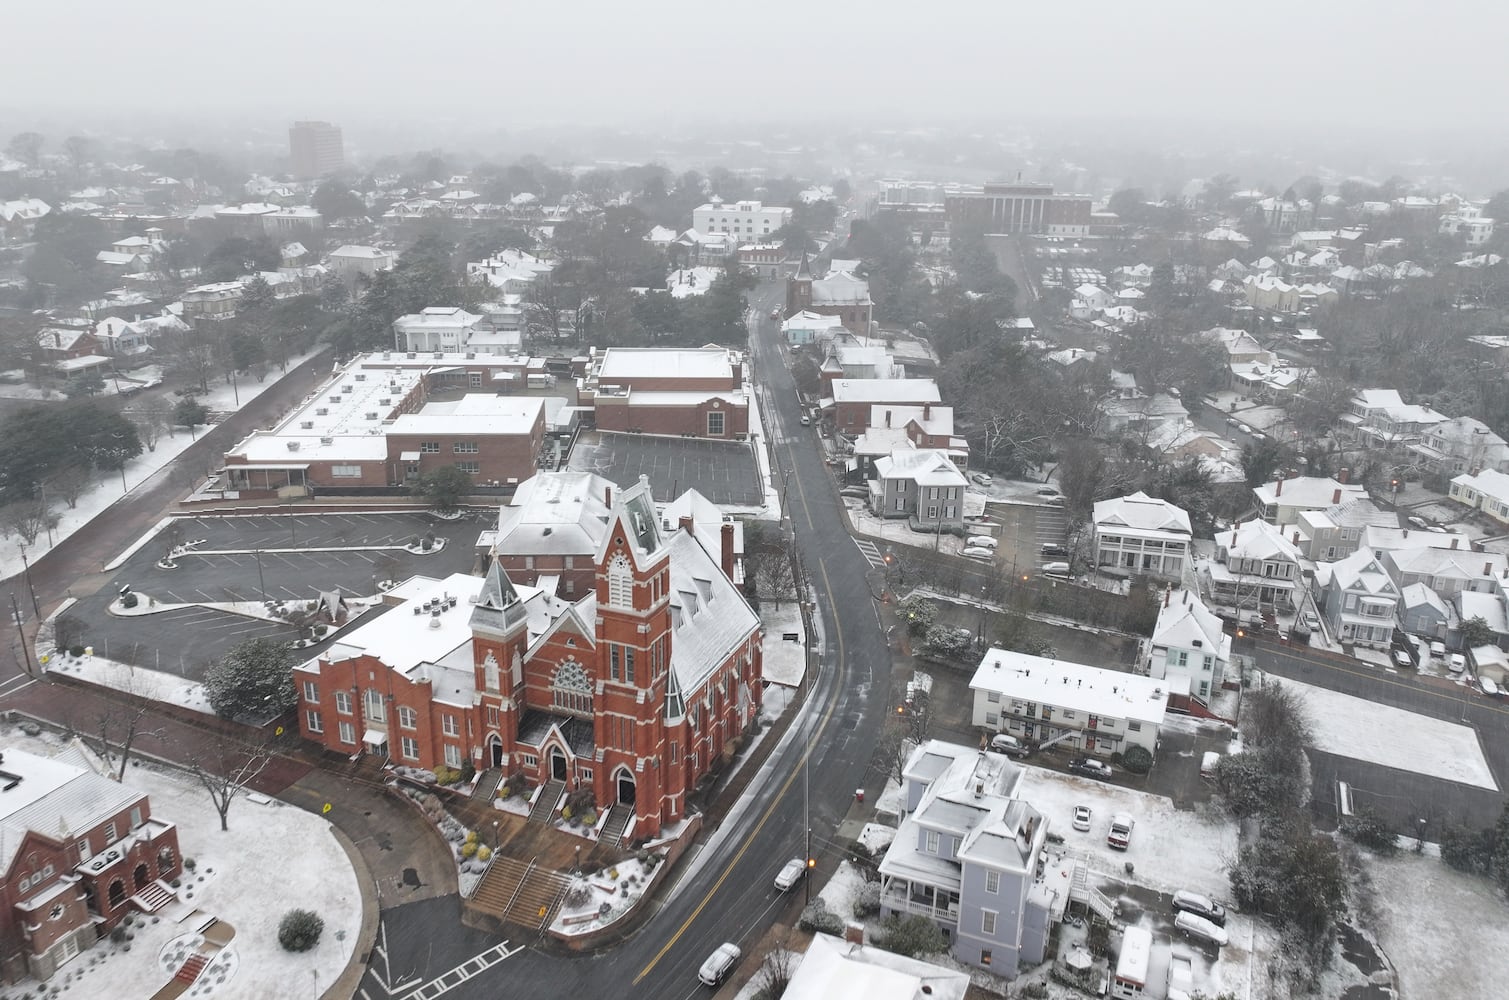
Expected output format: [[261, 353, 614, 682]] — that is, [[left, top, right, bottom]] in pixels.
[[570, 432, 763, 505]]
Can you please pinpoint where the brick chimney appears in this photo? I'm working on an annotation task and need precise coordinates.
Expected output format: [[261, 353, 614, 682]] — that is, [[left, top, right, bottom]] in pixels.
[[1339, 467, 1350, 484], [1292, 530, 1300, 544], [844, 923, 864, 945], [720, 522, 736, 581], [885, 409, 892, 428], [1275, 477, 1284, 497], [1332, 488, 1342, 504], [604, 485, 612, 508], [679, 515, 695, 535], [923, 402, 931, 421], [1164, 586, 1171, 608], [1485, 562, 1493, 576], [1451, 537, 1459, 549]]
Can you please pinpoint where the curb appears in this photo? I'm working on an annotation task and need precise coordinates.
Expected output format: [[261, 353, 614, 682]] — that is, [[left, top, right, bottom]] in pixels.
[[323, 823, 381, 1000]]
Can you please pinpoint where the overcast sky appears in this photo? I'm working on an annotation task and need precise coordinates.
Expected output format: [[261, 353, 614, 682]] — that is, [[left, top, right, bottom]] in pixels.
[[4, 0, 1504, 138]]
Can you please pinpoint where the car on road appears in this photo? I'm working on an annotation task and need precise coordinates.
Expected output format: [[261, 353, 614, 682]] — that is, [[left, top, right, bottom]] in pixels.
[[1302, 611, 1321, 632], [1172, 890, 1227, 926], [1036, 485, 1060, 496], [990, 733, 1030, 757], [1040, 543, 1069, 558], [799, 414, 811, 426], [1070, 757, 1113, 780], [1046, 495, 1067, 506], [1072, 805, 1092, 832], [698, 942, 742, 986], [971, 472, 994, 486], [1449, 653, 1466, 673], [769, 308, 781, 321], [961, 546, 995, 561], [774, 857, 806, 891], [1041, 561, 1072, 578], [1225, 417, 1240, 427], [1174, 910, 1229, 947]]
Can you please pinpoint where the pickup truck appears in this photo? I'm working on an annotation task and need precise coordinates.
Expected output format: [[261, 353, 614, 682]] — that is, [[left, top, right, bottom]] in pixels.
[[1107, 813, 1135, 851]]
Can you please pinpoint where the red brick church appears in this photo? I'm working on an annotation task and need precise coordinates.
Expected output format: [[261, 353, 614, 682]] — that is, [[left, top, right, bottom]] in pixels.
[[296, 474, 762, 841]]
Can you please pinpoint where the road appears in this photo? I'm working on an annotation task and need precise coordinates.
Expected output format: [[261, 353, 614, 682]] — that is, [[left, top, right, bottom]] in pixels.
[[364, 280, 899, 998]]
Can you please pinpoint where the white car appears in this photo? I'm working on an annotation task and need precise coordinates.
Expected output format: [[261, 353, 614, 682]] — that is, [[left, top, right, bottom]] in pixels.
[[1449, 653, 1466, 673], [965, 535, 998, 549], [774, 857, 806, 891], [1175, 910, 1229, 947], [1072, 805, 1092, 832], [698, 942, 742, 986], [971, 472, 993, 486], [961, 546, 996, 561]]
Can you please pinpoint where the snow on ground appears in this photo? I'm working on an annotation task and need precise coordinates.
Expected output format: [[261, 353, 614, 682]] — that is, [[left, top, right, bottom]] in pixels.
[[816, 859, 867, 922], [1365, 849, 1509, 1000], [0, 724, 361, 1000], [760, 602, 808, 687], [0, 349, 323, 585], [551, 856, 661, 936], [761, 683, 795, 724], [1271, 677, 1497, 790], [43, 651, 214, 715], [858, 822, 895, 856], [874, 776, 904, 822], [844, 500, 970, 556], [1019, 769, 1238, 899]]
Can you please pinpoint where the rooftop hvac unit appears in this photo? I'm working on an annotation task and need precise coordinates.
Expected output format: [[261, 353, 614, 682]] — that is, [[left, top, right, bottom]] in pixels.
[[355, 373, 366, 381], [300, 421, 314, 429], [287, 441, 300, 451], [341, 384, 353, 392], [316, 408, 328, 416], [320, 436, 333, 445], [379, 398, 390, 406], [329, 395, 341, 403], [466, 352, 475, 359], [433, 352, 443, 359], [407, 353, 417, 359], [365, 412, 378, 420]]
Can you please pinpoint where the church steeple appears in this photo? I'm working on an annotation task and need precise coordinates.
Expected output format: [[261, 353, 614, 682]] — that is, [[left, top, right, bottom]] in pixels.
[[794, 250, 812, 281], [469, 556, 526, 637]]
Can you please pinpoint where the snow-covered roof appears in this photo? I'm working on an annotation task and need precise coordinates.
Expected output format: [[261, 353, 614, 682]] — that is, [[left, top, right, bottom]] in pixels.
[[873, 449, 966, 487], [811, 270, 871, 307], [782, 309, 846, 332], [1328, 549, 1396, 595], [1151, 589, 1231, 662], [1453, 468, 1509, 504], [970, 649, 1171, 727], [314, 573, 483, 679], [1457, 591, 1508, 634], [828, 378, 940, 405], [782, 933, 970, 1000], [388, 394, 544, 438], [1092, 492, 1191, 538], [596, 347, 735, 383], [0, 745, 149, 871], [1253, 476, 1367, 510], [664, 526, 759, 695], [495, 471, 615, 556], [1217, 519, 1301, 563], [393, 307, 483, 332], [330, 244, 392, 260]]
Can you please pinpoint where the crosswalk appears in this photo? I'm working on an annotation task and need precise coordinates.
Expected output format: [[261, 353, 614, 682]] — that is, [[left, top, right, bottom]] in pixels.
[[396, 940, 525, 999], [854, 538, 885, 569]]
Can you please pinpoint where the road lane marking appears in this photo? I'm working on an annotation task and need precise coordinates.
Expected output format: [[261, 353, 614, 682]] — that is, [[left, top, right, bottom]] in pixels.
[[634, 554, 849, 987]]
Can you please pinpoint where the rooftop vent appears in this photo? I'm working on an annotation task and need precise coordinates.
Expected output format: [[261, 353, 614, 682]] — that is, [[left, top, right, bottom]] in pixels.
[[300, 421, 314, 429], [287, 441, 300, 451], [355, 374, 367, 381], [316, 408, 328, 416]]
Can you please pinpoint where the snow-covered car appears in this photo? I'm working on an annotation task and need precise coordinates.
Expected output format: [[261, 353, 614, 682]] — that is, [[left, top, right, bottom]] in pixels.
[[1303, 611, 1321, 631], [1070, 757, 1112, 780], [1107, 813, 1135, 850], [990, 733, 1029, 757], [774, 857, 806, 891], [1175, 910, 1229, 947], [699, 942, 742, 986], [1072, 805, 1092, 832], [971, 472, 993, 486], [1172, 890, 1227, 926], [1449, 653, 1466, 673], [961, 546, 995, 561], [965, 535, 998, 549], [799, 414, 811, 426]]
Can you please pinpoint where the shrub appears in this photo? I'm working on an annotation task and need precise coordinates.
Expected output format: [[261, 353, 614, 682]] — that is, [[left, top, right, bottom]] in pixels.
[[873, 913, 947, 958], [564, 881, 593, 908], [1020, 983, 1049, 999], [110, 926, 127, 944], [580, 809, 597, 826], [465, 830, 478, 844], [852, 880, 881, 918], [1441, 824, 1494, 875], [121, 593, 138, 609], [461, 761, 476, 784], [798, 900, 845, 936], [1340, 807, 1399, 855], [69, 644, 86, 658], [476, 845, 491, 862], [183, 858, 197, 871], [461, 841, 478, 858], [277, 909, 324, 952], [899, 596, 937, 636], [1121, 745, 1153, 775]]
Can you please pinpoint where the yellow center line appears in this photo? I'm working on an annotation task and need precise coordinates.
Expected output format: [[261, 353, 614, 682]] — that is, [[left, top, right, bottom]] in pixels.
[[633, 554, 847, 985]]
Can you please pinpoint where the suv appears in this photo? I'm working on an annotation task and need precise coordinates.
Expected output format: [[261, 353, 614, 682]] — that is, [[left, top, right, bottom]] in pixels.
[[971, 472, 993, 486], [1070, 757, 1112, 779], [1172, 890, 1227, 926], [698, 942, 742, 986], [989, 733, 1030, 757]]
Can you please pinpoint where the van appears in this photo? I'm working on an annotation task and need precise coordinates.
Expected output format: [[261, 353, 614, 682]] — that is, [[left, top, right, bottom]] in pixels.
[[1482, 677, 1501, 698], [1430, 640, 1446, 660], [1107, 813, 1135, 850], [1041, 562, 1071, 578], [698, 942, 742, 986], [1174, 910, 1229, 947]]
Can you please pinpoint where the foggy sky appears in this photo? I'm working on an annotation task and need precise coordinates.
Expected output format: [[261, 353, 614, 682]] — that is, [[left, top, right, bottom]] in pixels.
[[4, 0, 1504, 139]]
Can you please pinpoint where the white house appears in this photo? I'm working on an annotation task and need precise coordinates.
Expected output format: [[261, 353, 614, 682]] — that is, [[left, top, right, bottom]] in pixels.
[[691, 199, 791, 240], [970, 649, 1171, 758], [1147, 588, 1231, 708], [1409, 417, 1509, 477], [1450, 469, 1509, 525], [1252, 475, 1367, 527], [782, 933, 971, 1000], [1203, 519, 1302, 611], [1091, 492, 1192, 580], [392, 307, 486, 353], [328, 245, 395, 283]]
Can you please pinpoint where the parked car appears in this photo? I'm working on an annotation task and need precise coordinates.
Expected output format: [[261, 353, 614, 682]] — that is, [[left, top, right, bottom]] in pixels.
[[1036, 485, 1060, 496], [799, 413, 811, 426], [1070, 757, 1113, 780], [1172, 890, 1227, 926], [1303, 611, 1321, 632], [965, 535, 998, 549], [770, 308, 781, 320], [1174, 910, 1229, 947], [990, 733, 1030, 757], [698, 943, 743, 986], [1482, 677, 1501, 698], [1107, 813, 1135, 850], [1449, 653, 1466, 673], [1041, 562, 1072, 578], [1407, 515, 1429, 529], [1041, 543, 1069, 558], [1072, 805, 1092, 832], [1430, 640, 1447, 660], [774, 857, 806, 891], [961, 546, 996, 561], [1046, 495, 1067, 506], [971, 472, 993, 486]]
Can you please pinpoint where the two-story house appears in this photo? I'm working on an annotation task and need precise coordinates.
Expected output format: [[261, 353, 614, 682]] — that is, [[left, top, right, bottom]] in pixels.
[[1450, 469, 1509, 526], [1341, 388, 1447, 450], [1252, 475, 1367, 528], [1409, 417, 1509, 477], [852, 404, 970, 476], [1314, 549, 1399, 648], [1203, 519, 1302, 611], [970, 649, 1170, 758], [1146, 589, 1232, 708], [1091, 492, 1192, 581], [1291, 498, 1397, 562], [869, 449, 967, 532], [877, 740, 1052, 974], [1382, 547, 1509, 599]]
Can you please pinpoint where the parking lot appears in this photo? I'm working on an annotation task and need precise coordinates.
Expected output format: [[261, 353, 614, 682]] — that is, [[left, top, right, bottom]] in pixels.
[[67, 511, 490, 677], [569, 431, 764, 505]]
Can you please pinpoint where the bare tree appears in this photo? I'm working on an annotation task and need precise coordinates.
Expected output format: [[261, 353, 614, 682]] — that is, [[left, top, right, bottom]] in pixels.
[[869, 690, 930, 787], [48, 465, 93, 509], [133, 403, 171, 450], [0, 499, 59, 545], [78, 666, 165, 781], [185, 734, 274, 832], [754, 943, 798, 997]]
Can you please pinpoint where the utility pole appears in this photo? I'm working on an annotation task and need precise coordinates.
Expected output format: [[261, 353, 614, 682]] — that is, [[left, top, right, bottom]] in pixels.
[[18, 547, 39, 617], [10, 594, 35, 676]]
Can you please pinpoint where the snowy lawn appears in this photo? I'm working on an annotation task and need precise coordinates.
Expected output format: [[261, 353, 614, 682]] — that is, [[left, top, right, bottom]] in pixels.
[[845, 502, 969, 556], [1272, 677, 1497, 790], [816, 859, 868, 923], [551, 855, 663, 936], [1366, 849, 1509, 1000], [0, 349, 324, 586], [760, 602, 808, 687], [0, 724, 360, 1000], [1018, 768, 1238, 899]]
